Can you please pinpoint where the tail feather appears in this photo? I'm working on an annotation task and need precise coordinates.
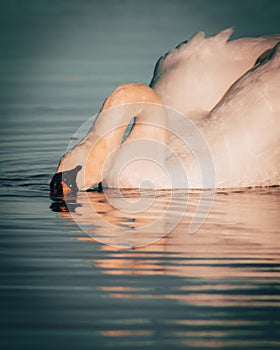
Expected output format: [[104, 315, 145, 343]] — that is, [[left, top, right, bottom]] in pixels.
[[213, 27, 234, 44]]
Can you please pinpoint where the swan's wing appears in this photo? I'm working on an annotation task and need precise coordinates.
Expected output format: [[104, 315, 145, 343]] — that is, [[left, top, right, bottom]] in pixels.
[[150, 30, 206, 86], [150, 28, 233, 87], [150, 29, 280, 118], [207, 42, 280, 187], [211, 41, 280, 119]]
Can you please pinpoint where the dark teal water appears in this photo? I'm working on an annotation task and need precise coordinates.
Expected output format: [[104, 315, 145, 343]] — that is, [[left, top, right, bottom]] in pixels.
[[1, 1, 280, 349]]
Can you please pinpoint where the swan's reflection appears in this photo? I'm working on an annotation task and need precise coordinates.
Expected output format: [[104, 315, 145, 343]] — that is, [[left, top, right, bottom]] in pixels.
[[48, 189, 280, 350], [50, 188, 280, 311], [51, 188, 208, 248], [87, 189, 280, 312], [51, 188, 280, 272], [76, 189, 279, 276]]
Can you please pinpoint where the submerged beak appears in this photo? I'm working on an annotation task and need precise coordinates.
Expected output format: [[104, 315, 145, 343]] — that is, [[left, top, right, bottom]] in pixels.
[[50, 165, 82, 196]]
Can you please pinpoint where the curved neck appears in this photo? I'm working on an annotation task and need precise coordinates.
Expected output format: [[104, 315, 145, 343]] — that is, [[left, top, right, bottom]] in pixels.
[[95, 82, 167, 143], [59, 83, 167, 190]]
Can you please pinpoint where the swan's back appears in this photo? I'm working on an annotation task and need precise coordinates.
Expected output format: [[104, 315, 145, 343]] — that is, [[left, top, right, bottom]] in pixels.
[[150, 28, 280, 116], [206, 42, 280, 187]]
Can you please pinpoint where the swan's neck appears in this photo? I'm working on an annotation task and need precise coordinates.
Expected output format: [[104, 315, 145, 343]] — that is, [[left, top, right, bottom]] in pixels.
[[59, 83, 167, 190]]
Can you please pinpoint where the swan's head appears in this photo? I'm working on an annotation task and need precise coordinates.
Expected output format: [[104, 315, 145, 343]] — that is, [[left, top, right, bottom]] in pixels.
[[50, 82, 166, 194], [50, 165, 82, 196]]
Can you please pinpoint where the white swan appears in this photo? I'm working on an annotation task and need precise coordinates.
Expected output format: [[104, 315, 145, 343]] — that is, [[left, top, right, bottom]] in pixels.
[[50, 29, 280, 193], [150, 28, 280, 117]]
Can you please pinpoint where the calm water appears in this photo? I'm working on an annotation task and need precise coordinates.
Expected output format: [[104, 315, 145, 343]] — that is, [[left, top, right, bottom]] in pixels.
[[1, 1, 280, 349], [1, 108, 280, 350]]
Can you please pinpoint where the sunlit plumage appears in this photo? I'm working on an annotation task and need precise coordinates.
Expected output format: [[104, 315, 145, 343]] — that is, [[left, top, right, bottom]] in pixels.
[[51, 29, 280, 192]]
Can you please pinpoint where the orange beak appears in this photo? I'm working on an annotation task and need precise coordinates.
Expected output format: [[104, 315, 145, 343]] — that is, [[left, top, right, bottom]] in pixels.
[[61, 181, 72, 195]]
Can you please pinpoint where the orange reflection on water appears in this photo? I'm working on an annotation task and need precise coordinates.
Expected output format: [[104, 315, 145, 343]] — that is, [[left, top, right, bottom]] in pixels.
[[163, 292, 280, 307], [100, 330, 152, 337], [182, 339, 276, 348], [53, 189, 280, 309]]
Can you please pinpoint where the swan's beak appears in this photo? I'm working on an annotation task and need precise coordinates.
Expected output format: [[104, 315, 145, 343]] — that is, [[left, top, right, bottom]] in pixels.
[[50, 165, 82, 196]]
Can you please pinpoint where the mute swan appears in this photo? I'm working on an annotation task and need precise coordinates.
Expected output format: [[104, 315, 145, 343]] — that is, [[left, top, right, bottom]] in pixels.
[[150, 28, 280, 117], [50, 29, 280, 194]]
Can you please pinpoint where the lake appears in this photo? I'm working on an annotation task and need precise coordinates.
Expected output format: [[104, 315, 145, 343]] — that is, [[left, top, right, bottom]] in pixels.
[[1, 1, 280, 349]]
